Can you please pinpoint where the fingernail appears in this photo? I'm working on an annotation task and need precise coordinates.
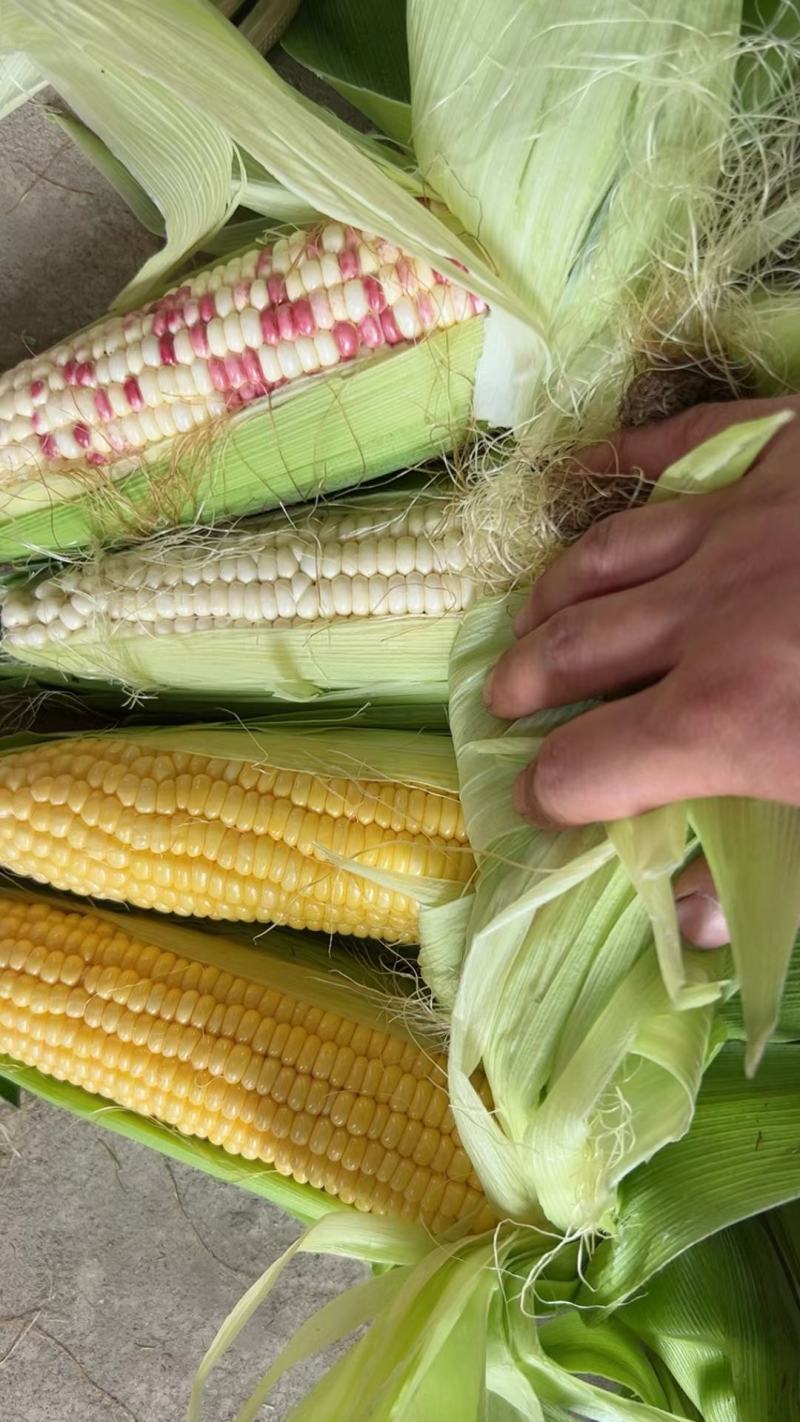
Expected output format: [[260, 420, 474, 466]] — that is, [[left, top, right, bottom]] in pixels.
[[676, 892, 730, 949], [483, 668, 496, 709], [513, 770, 562, 830]]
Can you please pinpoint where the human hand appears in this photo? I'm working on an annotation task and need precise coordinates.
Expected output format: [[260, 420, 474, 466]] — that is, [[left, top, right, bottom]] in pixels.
[[483, 395, 800, 944]]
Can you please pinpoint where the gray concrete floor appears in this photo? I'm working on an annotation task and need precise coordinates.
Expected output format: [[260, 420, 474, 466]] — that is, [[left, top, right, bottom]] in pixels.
[[0, 98, 365, 1422]]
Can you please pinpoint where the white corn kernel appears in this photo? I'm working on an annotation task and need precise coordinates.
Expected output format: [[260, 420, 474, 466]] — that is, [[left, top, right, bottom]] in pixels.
[[206, 319, 228, 359], [276, 342, 302, 381]]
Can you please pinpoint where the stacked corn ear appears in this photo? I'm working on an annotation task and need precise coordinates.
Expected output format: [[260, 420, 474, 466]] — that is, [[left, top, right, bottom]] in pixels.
[[0, 220, 486, 560], [0, 725, 473, 942], [1, 488, 476, 703], [0, 889, 495, 1234]]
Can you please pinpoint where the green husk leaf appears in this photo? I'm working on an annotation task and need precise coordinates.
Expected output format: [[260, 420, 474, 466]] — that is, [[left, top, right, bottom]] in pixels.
[[8, 0, 527, 319], [0, 49, 44, 119], [409, 0, 739, 370], [0, 1072, 20, 1107], [584, 1043, 800, 1309], [50, 110, 165, 234], [620, 1204, 800, 1422], [442, 593, 726, 1233], [239, 154, 320, 222], [0, 4, 239, 306], [281, 0, 412, 146], [188, 1210, 432, 1422], [236, 0, 301, 52], [0, 319, 484, 561]]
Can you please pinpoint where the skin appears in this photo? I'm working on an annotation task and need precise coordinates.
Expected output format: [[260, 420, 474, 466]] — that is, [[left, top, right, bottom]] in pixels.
[[483, 393, 800, 947]]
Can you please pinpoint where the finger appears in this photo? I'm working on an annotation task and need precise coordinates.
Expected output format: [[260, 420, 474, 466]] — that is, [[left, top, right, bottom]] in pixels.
[[674, 856, 730, 949], [513, 497, 713, 639], [489, 577, 683, 719], [575, 395, 800, 483], [512, 680, 729, 827]]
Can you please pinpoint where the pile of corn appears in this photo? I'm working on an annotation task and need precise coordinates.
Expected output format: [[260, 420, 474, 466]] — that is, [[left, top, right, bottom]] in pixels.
[[0, 212, 484, 1236]]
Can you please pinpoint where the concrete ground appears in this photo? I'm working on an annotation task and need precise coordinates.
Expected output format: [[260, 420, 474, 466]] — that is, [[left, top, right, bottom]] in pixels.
[[0, 98, 366, 1421]]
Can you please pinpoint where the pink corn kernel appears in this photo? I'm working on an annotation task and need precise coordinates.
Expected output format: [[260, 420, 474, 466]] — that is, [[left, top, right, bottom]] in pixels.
[[238, 380, 266, 404], [363, 276, 385, 313], [397, 258, 413, 291], [63, 360, 78, 384], [276, 305, 296, 342], [470, 294, 488, 314], [159, 334, 177, 367], [94, 391, 114, 422], [76, 362, 95, 387], [224, 390, 244, 412], [338, 247, 360, 280], [241, 349, 263, 384], [86, 451, 108, 467], [30, 380, 45, 402], [152, 311, 169, 337], [167, 309, 184, 333], [267, 275, 286, 304], [234, 281, 251, 311], [259, 309, 279, 345], [292, 299, 315, 337], [39, 433, 58, 459], [380, 308, 402, 345], [256, 249, 272, 275], [199, 294, 216, 324], [124, 377, 144, 411], [358, 315, 384, 349], [73, 423, 91, 449], [208, 357, 229, 392], [432, 269, 446, 285], [333, 322, 359, 359], [183, 300, 200, 327], [190, 324, 209, 358], [417, 293, 436, 328], [224, 354, 246, 388]]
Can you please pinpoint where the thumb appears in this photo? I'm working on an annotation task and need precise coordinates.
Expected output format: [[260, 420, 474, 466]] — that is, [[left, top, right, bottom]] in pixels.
[[674, 855, 729, 948]]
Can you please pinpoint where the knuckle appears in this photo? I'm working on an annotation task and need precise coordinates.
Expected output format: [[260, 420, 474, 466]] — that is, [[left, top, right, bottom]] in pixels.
[[540, 607, 583, 672], [670, 668, 752, 752], [577, 513, 626, 582], [534, 731, 570, 805], [674, 401, 725, 455]]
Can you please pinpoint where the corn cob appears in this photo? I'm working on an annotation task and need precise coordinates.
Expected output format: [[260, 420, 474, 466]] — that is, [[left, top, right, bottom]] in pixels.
[[0, 222, 485, 501], [2, 496, 473, 653], [0, 736, 472, 941], [0, 893, 495, 1233]]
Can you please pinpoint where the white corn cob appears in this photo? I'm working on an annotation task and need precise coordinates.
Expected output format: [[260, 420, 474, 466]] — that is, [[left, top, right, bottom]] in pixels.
[[2, 499, 476, 648], [0, 223, 486, 488]]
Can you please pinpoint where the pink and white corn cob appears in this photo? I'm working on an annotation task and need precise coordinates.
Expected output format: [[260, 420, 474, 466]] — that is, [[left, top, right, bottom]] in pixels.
[[0, 223, 486, 487]]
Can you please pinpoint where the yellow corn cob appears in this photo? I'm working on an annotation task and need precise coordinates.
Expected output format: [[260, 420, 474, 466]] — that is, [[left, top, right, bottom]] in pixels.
[[2, 497, 474, 651], [0, 894, 495, 1234], [0, 737, 473, 941], [0, 221, 484, 495]]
